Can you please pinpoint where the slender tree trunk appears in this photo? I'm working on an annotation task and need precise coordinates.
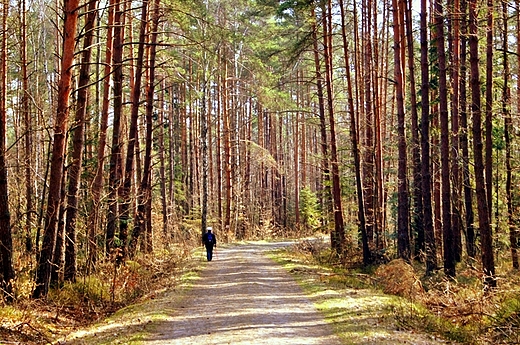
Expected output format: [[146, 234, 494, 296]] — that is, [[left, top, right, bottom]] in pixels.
[[504, 2, 518, 270], [64, 0, 98, 282], [0, 0, 14, 299], [310, 7, 331, 236], [392, 0, 411, 260], [420, 0, 437, 273], [404, 0, 423, 258], [323, 0, 345, 254], [435, 0, 455, 277], [362, 0, 376, 249], [106, 0, 124, 257], [20, 0, 33, 255], [158, 81, 168, 238], [201, 75, 209, 238], [88, 0, 114, 267], [484, 0, 493, 222], [339, 0, 370, 264], [450, 0, 463, 262], [33, 0, 80, 298], [128, 0, 155, 257], [460, 0, 475, 258], [223, 61, 232, 232], [469, 0, 496, 287]]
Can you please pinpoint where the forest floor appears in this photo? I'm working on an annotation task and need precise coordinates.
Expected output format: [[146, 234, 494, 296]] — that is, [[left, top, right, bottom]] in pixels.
[[55, 240, 452, 345]]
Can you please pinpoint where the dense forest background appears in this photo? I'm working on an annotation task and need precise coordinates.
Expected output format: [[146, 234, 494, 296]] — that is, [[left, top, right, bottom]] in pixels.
[[0, 0, 519, 303]]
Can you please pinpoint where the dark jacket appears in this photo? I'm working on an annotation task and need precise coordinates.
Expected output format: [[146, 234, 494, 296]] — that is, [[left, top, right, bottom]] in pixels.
[[202, 231, 217, 247]]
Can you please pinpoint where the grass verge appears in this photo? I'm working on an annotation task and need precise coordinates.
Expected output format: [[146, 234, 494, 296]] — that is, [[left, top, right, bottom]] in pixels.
[[268, 240, 462, 345]]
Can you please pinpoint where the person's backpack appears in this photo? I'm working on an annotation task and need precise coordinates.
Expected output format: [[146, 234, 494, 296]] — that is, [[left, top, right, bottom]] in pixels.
[[206, 232, 213, 244]]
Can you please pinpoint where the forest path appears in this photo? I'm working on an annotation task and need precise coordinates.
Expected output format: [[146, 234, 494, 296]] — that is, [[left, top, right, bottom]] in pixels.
[[61, 241, 450, 345], [142, 241, 343, 344]]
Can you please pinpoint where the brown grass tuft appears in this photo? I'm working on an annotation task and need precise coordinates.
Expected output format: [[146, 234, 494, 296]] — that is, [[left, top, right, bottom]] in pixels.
[[375, 259, 424, 298]]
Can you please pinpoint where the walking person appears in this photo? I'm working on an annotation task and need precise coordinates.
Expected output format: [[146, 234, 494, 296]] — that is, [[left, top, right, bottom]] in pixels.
[[202, 227, 217, 261]]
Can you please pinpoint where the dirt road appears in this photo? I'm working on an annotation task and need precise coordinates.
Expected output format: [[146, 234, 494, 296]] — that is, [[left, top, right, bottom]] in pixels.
[[143, 242, 343, 344]]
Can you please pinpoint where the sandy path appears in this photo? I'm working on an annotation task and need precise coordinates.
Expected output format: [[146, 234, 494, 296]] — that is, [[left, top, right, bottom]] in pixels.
[[143, 242, 343, 345]]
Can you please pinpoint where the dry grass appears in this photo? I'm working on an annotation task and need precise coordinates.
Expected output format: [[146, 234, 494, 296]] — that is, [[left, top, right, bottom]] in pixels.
[[288, 239, 520, 344], [0, 244, 194, 345]]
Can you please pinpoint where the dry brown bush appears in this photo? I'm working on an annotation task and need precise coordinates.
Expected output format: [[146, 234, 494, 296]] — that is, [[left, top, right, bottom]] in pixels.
[[375, 259, 425, 298]]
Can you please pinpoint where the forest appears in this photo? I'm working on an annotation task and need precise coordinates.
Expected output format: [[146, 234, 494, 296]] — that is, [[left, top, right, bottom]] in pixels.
[[0, 0, 520, 342]]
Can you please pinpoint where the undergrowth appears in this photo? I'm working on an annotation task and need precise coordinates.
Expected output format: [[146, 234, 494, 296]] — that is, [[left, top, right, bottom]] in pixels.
[[281, 238, 520, 345], [0, 245, 195, 345]]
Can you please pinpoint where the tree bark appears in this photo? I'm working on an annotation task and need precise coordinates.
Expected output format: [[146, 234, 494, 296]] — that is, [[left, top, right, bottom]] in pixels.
[[460, 0, 476, 259], [33, 0, 80, 298], [323, 0, 345, 254], [484, 0, 493, 222], [420, 0, 437, 273], [87, 0, 115, 268], [64, 0, 98, 282], [435, 0, 455, 277], [121, 0, 149, 259], [339, 0, 370, 264], [392, 0, 411, 260], [106, 0, 125, 257], [504, 2, 518, 270], [0, 0, 14, 299], [404, 0, 424, 258], [469, 0, 496, 287]]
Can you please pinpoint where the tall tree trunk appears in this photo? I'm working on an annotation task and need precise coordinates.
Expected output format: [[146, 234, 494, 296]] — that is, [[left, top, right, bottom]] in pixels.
[[504, 2, 517, 270], [223, 61, 232, 232], [121, 0, 149, 259], [484, 0, 493, 222], [158, 81, 168, 238], [323, 0, 345, 254], [339, 0, 370, 264], [137, 0, 160, 253], [310, 7, 330, 233], [88, 0, 115, 268], [362, 0, 376, 248], [33, 0, 80, 298], [404, 0, 423, 258], [20, 0, 33, 255], [469, 0, 496, 287], [460, 0, 476, 258], [64, 0, 98, 282], [392, 0, 411, 260], [106, 0, 124, 257], [450, 0, 463, 262], [435, 0, 455, 277], [0, 0, 14, 299], [420, 0, 437, 273]]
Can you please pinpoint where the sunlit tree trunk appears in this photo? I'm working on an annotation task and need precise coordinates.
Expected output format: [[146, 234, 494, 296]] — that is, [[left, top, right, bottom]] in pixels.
[[504, 2, 518, 270], [33, 0, 80, 298], [435, 0, 455, 277], [136, 0, 160, 253], [469, 0, 496, 287], [323, 0, 345, 253], [310, 7, 331, 231], [20, 0, 33, 255], [106, 0, 125, 257], [88, 0, 114, 267], [404, 0, 423, 257], [460, 0, 475, 259], [450, 0, 463, 262], [484, 0, 493, 222], [0, 0, 14, 299], [420, 0, 437, 273], [339, 0, 370, 264], [64, 0, 98, 282], [122, 0, 149, 258]]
